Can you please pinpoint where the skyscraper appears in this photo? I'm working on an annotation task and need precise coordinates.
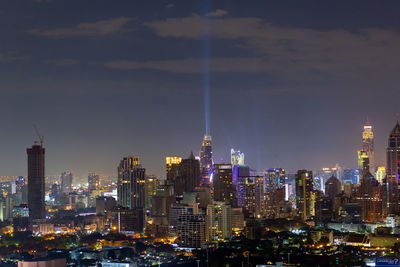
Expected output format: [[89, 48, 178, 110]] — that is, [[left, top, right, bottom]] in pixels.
[[166, 156, 182, 183], [213, 164, 235, 206], [362, 120, 374, 172], [295, 170, 314, 221], [178, 152, 200, 195], [200, 134, 212, 185], [61, 171, 73, 194], [385, 122, 400, 215], [206, 201, 232, 241], [88, 172, 99, 193], [357, 150, 369, 173], [27, 143, 45, 222], [117, 156, 146, 209]]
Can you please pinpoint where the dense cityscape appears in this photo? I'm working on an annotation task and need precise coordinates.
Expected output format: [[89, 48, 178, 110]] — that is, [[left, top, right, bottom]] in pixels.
[[0, 121, 398, 266], [3, 1, 400, 266]]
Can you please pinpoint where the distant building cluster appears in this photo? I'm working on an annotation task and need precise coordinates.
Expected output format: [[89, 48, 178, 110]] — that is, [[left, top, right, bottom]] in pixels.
[[2, 120, 400, 266]]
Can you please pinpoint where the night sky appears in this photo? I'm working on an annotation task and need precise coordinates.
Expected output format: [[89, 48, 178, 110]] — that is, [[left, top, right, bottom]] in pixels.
[[1, 0, 400, 178]]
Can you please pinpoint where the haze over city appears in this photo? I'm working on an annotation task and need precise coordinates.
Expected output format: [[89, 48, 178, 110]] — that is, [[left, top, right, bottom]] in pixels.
[[1, 0, 400, 177]]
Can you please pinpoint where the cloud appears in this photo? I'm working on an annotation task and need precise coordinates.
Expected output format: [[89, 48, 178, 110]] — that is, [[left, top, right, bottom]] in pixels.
[[143, 14, 400, 81], [29, 17, 132, 38], [206, 9, 228, 17], [96, 57, 271, 74], [165, 3, 175, 9], [0, 51, 30, 63], [44, 58, 79, 66]]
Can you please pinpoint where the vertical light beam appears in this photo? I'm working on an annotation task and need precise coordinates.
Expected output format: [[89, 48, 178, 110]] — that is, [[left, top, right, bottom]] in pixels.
[[203, 0, 211, 135]]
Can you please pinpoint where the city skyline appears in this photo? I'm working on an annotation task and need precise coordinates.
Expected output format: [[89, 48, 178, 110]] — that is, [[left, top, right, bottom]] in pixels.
[[1, 1, 400, 177]]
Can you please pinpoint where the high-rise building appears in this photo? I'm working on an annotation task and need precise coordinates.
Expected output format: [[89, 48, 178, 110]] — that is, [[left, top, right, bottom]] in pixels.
[[357, 150, 369, 173], [200, 134, 212, 185], [385, 122, 400, 215], [174, 204, 206, 248], [61, 171, 73, 194], [145, 174, 159, 209], [230, 149, 244, 166], [295, 170, 314, 221], [264, 168, 285, 193], [27, 143, 45, 222], [206, 201, 232, 241], [324, 176, 341, 202], [375, 166, 386, 184], [166, 156, 182, 183], [362, 120, 374, 172], [237, 176, 264, 215], [88, 173, 100, 193], [117, 156, 146, 209], [213, 164, 235, 206], [355, 161, 382, 222], [178, 152, 200, 195]]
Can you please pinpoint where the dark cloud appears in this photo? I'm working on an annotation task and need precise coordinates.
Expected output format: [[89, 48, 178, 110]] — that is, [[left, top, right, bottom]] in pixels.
[[28, 17, 132, 38]]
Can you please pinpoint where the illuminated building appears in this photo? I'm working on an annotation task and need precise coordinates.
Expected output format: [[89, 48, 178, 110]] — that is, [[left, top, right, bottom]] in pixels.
[[355, 168, 382, 223], [12, 203, 29, 232], [206, 201, 232, 241], [264, 168, 285, 193], [145, 174, 158, 209], [237, 175, 264, 215], [174, 203, 206, 248], [166, 156, 182, 183], [117, 156, 146, 209], [324, 176, 341, 202], [295, 170, 314, 221], [235, 165, 250, 206], [385, 121, 400, 215], [357, 150, 369, 173], [362, 120, 374, 172], [27, 143, 45, 222], [111, 206, 144, 234], [314, 167, 340, 191], [61, 171, 73, 194], [199, 134, 213, 185], [213, 164, 235, 206], [343, 169, 360, 185], [375, 166, 386, 184], [314, 195, 332, 223], [88, 173, 99, 193], [230, 148, 244, 166]]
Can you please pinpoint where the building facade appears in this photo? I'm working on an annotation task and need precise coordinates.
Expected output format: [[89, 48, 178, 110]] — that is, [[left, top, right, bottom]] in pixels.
[[27, 144, 45, 222]]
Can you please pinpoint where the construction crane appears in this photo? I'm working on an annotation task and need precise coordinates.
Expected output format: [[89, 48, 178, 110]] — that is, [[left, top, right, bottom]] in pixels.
[[33, 124, 44, 147]]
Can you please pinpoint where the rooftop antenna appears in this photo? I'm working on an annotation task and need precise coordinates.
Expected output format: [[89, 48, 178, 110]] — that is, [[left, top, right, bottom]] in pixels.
[[33, 124, 44, 147]]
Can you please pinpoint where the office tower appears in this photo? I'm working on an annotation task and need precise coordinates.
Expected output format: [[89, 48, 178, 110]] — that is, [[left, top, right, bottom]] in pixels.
[[61, 171, 73, 194], [325, 176, 341, 202], [314, 194, 332, 223], [385, 122, 400, 215], [231, 207, 245, 232], [88, 173, 99, 193], [207, 201, 232, 241], [166, 156, 182, 183], [230, 149, 244, 166], [12, 203, 29, 232], [357, 150, 369, 173], [174, 204, 206, 248], [145, 174, 159, 209], [375, 166, 386, 184], [150, 184, 175, 235], [178, 152, 200, 195], [355, 166, 382, 223], [362, 120, 374, 172], [295, 170, 314, 221], [342, 169, 360, 185], [340, 203, 362, 224], [236, 165, 250, 206], [111, 206, 144, 234], [14, 176, 28, 205], [240, 176, 264, 216], [264, 168, 285, 193], [117, 156, 146, 209], [27, 143, 45, 221], [200, 134, 213, 185], [213, 164, 235, 206]]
